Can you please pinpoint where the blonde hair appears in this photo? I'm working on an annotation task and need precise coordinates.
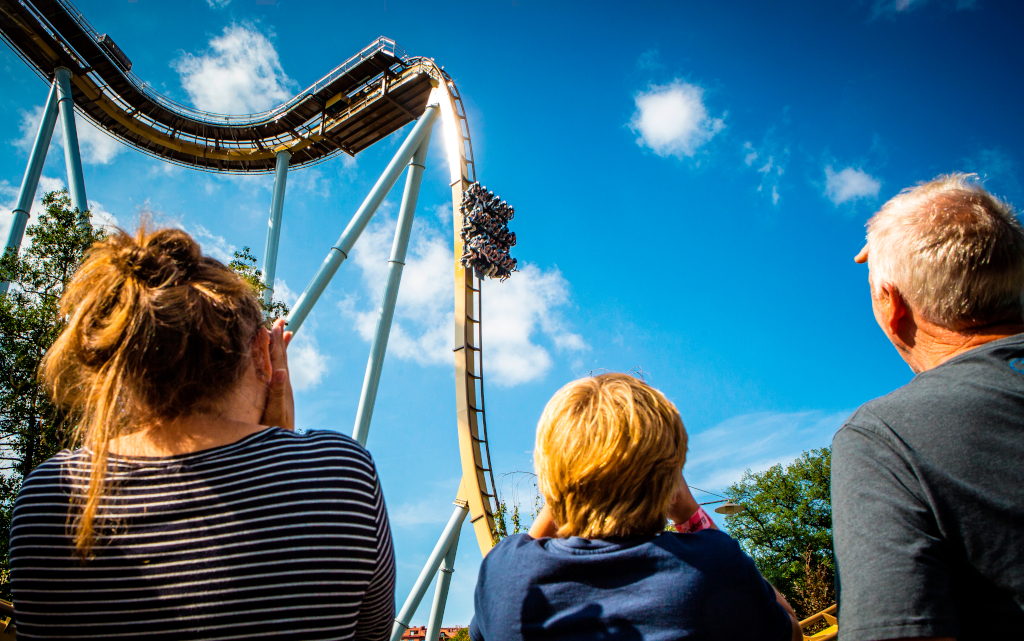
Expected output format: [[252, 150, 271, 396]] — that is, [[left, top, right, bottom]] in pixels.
[[866, 173, 1024, 329], [41, 224, 263, 556], [534, 373, 687, 539]]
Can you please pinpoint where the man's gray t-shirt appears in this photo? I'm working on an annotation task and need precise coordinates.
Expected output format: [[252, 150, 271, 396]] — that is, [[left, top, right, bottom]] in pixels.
[[832, 334, 1024, 641]]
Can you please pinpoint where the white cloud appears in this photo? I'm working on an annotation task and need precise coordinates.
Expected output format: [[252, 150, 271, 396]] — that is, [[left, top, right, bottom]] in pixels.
[[72, 117, 123, 165], [743, 140, 787, 205], [636, 49, 662, 71], [0, 177, 117, 253], [629, 80, 725, 158], [873, 0, 976, 15], [743, 141, 759, 166], [191, 223, 237, 263], [389, 496, 460, 529], [0, 180, 21, 247], [174, 24, 295, 114], [824, 165, 881, 205], [17, 105, 123, 165], [684, 409, 849, 495], [482, 264, 588, 386], [88, 199, 119, 230], [741, 140, 786, 204], [287, 331, 328, 391], [207, 0, 230, 7], [0, 176, 68, 249], [341, 215, 586, 387], [878, 0, 924, 11], [37, 176, 65, 197], [288, 167, 332, 199], [274, 279, 329, 392]]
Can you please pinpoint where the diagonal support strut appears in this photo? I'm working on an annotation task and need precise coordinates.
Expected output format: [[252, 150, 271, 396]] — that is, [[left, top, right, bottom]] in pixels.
[[54, 67, 87, 216], [352, 133, 431, 447], [424, 522, 460, 641], [1, 82, 58, 295], [262, 150, 291, 305], [286, 104, 439, 333], [390, 491, 469, 641]]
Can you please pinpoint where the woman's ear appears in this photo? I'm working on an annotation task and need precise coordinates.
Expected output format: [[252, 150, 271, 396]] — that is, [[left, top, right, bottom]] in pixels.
[[252, 327, 272, 382]]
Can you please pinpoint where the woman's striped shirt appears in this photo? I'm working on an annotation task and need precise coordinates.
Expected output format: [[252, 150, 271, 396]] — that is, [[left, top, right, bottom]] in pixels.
[[9, 428, 396, 640]]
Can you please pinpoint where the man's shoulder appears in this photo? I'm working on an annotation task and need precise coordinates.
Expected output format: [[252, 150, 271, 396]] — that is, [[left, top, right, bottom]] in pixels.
[[840, 335, 1024, 442]]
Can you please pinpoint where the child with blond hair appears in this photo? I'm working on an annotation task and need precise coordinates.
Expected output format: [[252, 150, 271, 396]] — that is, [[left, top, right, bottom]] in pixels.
[[470, 373, 800, 641]]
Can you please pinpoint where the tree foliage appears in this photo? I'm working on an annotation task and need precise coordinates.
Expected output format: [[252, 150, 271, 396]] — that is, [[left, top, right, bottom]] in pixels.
[[725, 447, 833, 619], [491, 471, 540, 544], [228, 246, 289, 323], [0, 191, 105, 587], [0, 191, 104, 476]]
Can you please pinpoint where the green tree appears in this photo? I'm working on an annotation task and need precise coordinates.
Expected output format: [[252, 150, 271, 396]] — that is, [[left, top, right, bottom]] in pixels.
[[491, 471, 541, 544], [447, 628, 470, 641], [725, 447, 833, 619], [228, 246, 289, 323], [0, 190, 105, 588]]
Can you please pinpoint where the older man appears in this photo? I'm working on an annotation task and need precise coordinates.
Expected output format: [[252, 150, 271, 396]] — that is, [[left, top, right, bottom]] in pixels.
[[832, 173, 1024, 641]]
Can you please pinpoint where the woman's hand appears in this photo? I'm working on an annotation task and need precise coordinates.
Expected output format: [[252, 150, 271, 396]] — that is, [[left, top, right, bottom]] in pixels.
[[260, 319, 294, 431], [666, 474, 702, 525], [528, 503, 559, 539]]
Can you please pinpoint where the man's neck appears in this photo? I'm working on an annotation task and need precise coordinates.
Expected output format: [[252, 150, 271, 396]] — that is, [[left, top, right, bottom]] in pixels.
[[904, 322, 1024, 373]]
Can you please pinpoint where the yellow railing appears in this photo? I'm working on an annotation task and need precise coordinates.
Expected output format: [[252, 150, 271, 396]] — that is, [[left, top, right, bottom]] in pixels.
[[800, 604, 838, 641]]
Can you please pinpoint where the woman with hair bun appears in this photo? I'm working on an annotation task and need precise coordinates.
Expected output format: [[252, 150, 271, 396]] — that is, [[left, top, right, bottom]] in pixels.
[[9, 226, 395, 640]]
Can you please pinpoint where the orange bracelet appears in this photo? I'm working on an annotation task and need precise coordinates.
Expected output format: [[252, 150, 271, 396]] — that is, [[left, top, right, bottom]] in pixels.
[[674, 507, 713, 534]]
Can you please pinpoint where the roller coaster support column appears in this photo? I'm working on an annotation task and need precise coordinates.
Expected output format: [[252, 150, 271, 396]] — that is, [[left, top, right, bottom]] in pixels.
[[390, 498, 468, 641], [352, 136, 430, 446], [287, 104, 439, 333], [53, 68, 87, 215], [1, 82, 59, 295], [424, 524, 460, 641], [262, 151, 291, 305]]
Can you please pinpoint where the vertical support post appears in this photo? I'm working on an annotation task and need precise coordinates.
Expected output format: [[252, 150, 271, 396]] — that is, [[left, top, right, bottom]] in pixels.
[[53, 67, 87, 214], [424, 526, 460, 641], [1, 82, 59, 295], [390, 501, 468, 641], [287, 105, 439, 333], [352, 136, 430, 447], [262, 150, 291, 305]]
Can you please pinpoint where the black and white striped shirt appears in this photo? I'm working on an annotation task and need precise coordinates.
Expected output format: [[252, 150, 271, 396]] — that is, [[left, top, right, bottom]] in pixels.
[[10, 428, 395, 640]]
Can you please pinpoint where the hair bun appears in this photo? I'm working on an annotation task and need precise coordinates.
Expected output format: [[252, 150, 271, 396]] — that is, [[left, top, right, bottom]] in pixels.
[[114, 229, 205, 287], [119, 244, 178, 287], [151, 231, 203, 268]]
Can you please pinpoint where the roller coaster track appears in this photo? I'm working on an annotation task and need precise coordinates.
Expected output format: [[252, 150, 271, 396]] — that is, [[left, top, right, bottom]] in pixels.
[[0, 0, 440, 171], [0, 0, 499, 560]]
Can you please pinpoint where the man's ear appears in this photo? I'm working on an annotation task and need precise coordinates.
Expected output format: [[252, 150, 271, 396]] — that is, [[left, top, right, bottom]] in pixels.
[[879, 283, 907, 336], [252, 327, 272, 381]]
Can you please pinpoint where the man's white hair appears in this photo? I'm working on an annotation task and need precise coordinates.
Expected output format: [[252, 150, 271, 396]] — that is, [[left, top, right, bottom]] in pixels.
[[867, 173, 1024, 330]]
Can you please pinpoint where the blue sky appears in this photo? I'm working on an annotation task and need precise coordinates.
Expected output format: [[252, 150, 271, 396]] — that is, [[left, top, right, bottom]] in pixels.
[[2, 0, 1022, 625]]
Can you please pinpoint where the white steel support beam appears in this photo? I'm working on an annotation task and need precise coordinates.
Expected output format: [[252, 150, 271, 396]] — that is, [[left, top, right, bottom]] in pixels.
[[390, 496, 468, 641], [351, 135, 430, 447], [287, 105, 439, 333], [262, 151, 291, 305]]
